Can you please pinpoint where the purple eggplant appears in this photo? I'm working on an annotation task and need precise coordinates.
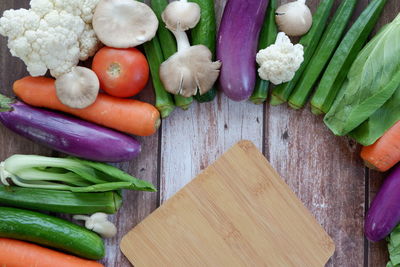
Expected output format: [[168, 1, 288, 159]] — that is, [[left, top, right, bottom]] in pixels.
[[365, 164, 400, 241], [0, 96, 141, 162], [217, 0, 269, 101]]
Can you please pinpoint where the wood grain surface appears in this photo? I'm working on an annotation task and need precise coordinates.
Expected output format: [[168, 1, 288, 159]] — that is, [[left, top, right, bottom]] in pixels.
[[0, 0, 396, 266], [122, 141, 335, 267]]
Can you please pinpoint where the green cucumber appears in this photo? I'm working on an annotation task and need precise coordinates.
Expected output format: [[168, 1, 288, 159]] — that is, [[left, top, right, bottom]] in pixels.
[[270, 0, 335, 106], [174, 95, 193, 110], [250, 0, 278, 105], [194, 88, 217, 103], [0, 185, 122, 214], [151, 0, 193, 110], [288, 0, 357, 109], [0, 207, 105, 260], [143, 35, 175, 118], [190, 0, 218, 103], [310, 0, 389, 115]]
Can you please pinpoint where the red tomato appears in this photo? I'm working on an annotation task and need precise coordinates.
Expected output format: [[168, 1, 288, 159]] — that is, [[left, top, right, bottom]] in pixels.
[[92, 47, 149, 98]]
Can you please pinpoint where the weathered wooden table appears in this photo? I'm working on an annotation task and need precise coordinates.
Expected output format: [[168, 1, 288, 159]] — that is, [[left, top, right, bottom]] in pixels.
[[0, 0, 397, 266]]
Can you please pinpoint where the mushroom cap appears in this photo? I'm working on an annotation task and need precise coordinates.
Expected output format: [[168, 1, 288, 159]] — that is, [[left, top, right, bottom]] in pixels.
[[161, 1, 201, 31], [159, 45, 221, 97], [275, 1, 312, 37], [93, 0, 158, 48], [55, 66, 100, 109]]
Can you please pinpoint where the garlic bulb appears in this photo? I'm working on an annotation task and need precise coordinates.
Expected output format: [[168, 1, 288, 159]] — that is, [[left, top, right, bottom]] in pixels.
[[275, 0, 312, 37]]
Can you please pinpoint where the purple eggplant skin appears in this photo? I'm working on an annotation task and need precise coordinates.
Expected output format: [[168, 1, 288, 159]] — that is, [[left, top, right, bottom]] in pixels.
[[365, 164, 400, 242], [217, 0, 269, 101], [0, 99, 141, 162]]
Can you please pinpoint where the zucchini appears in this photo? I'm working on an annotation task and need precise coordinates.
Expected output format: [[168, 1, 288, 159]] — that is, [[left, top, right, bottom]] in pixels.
[[0, 207, 105, 260], [250, 0, 278, 105], [288, 0, 357, 109], [310, 0, 389, 115], [142, 35, 175, 118], [190, 0, 218, 103], [270, 0, 335, 106], [0, 185, 122, 214], [151, 0, 193, 110]]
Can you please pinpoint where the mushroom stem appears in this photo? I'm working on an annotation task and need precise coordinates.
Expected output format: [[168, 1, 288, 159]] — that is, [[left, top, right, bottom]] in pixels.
[[298, 0, 306, 3], [173, 30, 191, 52], [73, 215, 90, 221]]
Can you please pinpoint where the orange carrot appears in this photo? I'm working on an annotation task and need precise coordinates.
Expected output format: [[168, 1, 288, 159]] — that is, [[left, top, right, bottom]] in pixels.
[[0, 238, 103, 267], [13, 76, 160, 137], [361, 120, 400, 172]]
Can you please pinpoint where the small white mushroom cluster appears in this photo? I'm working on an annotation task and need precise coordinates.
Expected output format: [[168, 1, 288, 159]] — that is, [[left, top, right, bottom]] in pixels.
[[74, 213, 117, 238], [159, 0, 221, 98]]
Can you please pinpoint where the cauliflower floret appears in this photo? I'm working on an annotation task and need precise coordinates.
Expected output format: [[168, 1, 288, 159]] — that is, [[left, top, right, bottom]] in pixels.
[[30, 0, 55, 17], [0, 9, 40, 40], [79, 24, 102, 60], [256, 32, 304, 85], [0, 0, 101, 77]]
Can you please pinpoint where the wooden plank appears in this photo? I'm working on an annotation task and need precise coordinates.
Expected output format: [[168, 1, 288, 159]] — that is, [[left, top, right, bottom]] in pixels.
[[159, 0, 264, 202], [267, 104, 366, 267], [265, 1, 371, 266], [160, 98, 264, 202], [100, 86, 160, 267], [122, 141, 335, 267], [367, 1, 400, 266], [368, 170, 388, 267], [0, 1, 160, 267]]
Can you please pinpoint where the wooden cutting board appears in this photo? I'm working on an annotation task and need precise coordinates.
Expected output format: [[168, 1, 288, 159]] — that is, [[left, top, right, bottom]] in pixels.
[[121, 140, 335, 267]]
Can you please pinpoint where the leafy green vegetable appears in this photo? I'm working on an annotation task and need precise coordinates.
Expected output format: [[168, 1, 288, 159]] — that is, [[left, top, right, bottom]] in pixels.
[[324, 14, 400, 136], [350, 87, 400, 146], [0, 155, 156, 192], [387, 224, 400, 267]]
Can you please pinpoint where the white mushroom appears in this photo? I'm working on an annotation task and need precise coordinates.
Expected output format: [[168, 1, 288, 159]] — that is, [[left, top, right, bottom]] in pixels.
[[55, 66, 100, 109], [161, 0, 201, 31], [73, 213, 117, 238], [275, 0, 312, 37], [93, 0, 159, 48], [159, 0, 221, 97]]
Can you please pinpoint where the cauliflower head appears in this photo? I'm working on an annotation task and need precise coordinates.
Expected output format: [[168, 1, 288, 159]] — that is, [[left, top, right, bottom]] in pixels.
[[256, 32, 304, 85], [0, 0, 101, 77]]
